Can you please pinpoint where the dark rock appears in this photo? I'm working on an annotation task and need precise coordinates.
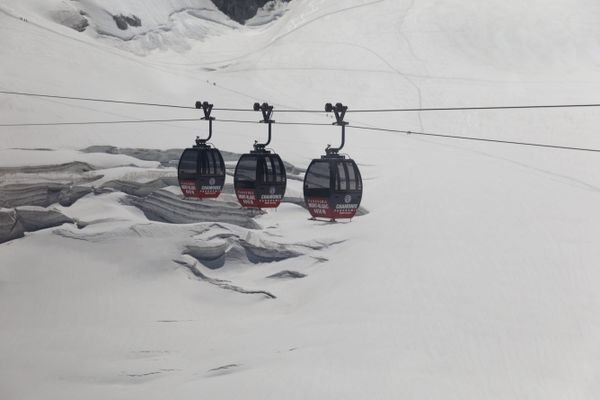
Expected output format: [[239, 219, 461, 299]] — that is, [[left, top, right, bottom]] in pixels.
[[58, 186, 94, 207], [112, 14, 141, 30], [0, 161, 95, 175], [184, 242, 229, 269], [0, 183, 93, 208], [101, 178, 179, 197], [15, 207, 73, 232], [0, 207, 74, 244], [241, 239, 302, 263], [0, 209, 25, 243], [125, 189, 262, 229], [81, 145, 119, 155], [72, 15, 89, 32], [212, 0, 291, 24], [267, 270, 307, 279]]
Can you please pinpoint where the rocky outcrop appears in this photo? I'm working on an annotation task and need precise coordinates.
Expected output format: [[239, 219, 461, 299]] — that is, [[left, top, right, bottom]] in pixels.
[[0, 183, 93, 208], [0, 209, 24, 244], [211, 0, 290, 24], [125, 190, 262, 229], [0, 161, 95, 175], [112, 14, 142, 30], [267, 270, 306, 279], [0, 207, 74, 244], [81, 146, 185, 167], [100, 178, 179, 197]]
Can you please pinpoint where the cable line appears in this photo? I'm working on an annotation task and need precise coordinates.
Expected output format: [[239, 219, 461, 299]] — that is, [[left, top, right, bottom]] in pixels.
[[0, 118, 332, 128], [349, 125, 600, 153], [4, 90, 600, 114], [2, 115, 600, 153], [0, 90, 196, 110], [0, 118, 199, 127], [2, 116, 599, 153], [349, 104, 600, 113]]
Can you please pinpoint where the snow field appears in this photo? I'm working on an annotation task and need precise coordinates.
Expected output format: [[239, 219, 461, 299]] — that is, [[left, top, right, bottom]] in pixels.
[[1, 0, 600, 398]]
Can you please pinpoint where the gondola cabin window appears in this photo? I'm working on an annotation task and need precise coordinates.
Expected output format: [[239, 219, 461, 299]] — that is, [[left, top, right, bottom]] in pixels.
[[236, 156, 256, 182], [305, 161, 330, 189]]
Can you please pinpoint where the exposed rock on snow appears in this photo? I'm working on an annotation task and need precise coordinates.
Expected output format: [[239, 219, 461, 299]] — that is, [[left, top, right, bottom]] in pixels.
[[112, 14, 141, 30], [126, 189, 262, 229], [15, 206, 74, 232], [101, 178, 179, 197], [267, 270, 306, 279], [212, 0, 290, 24], [0, 209, 24, 244], [245, 0, 291, 26], [0, 161, 95, 175], [242, 236, 302, 263], [206, 363, 242, 377], [0, 207, 73, 244], [184, 241, 230, 269], [0, 183, 93, 208], [208, 363, 240, 372]]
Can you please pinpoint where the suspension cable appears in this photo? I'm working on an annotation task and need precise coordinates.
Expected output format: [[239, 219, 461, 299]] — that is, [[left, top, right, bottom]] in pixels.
[[0, 90, 196, 110], [2, 116, 599, 153], [3, 90, 600, 113], [2, 90, 600, 153], [349, 125, 600, 153], [0, 118, 332, 127], [0, 118, 199, 127]]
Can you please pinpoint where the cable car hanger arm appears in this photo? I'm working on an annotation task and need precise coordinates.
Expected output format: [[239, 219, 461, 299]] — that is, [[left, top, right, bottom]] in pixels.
[[253, 102, 275, 150], [195, 101, 215, 145], [325, 102, 349, 155]]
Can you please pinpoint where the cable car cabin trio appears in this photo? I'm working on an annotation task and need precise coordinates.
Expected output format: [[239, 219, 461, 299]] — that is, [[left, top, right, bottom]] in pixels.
[[177, 101, 363, 222]]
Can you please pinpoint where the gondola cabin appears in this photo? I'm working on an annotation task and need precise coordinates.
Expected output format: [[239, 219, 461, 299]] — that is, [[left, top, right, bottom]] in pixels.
[[234, 151, 286, 208], [178, 144, 226, 199], [304, 102, 362, 221], [304, 155, 362, 220]]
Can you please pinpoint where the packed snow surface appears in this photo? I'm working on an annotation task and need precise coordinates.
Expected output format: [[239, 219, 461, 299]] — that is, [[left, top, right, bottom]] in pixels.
[[1, 0, 600, 399]]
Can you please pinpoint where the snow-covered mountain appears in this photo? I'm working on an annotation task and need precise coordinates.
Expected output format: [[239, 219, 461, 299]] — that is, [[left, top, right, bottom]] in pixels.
[[1, 1, 600, 399]]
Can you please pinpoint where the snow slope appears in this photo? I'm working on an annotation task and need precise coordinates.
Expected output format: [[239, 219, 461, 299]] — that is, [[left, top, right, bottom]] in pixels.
[[2, 0, 600, 399]]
